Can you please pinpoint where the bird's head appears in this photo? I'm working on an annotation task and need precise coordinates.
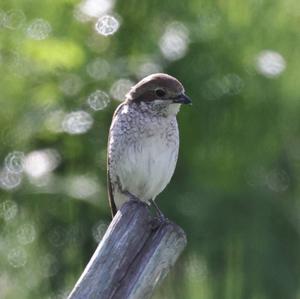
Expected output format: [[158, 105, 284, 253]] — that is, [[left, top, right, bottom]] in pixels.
[[126, 73, 191, 116]]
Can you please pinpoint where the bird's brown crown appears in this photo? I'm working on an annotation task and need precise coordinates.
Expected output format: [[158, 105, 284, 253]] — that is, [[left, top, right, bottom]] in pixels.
[[126, 73, 184, 103]]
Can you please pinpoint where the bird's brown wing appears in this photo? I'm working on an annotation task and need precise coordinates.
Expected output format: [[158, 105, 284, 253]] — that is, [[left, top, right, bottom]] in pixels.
[[107, 102, 125, 218], [107, 165, 117, 218]]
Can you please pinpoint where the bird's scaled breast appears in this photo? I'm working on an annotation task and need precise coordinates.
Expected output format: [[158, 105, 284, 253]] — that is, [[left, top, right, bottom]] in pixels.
[[108, 104, 178, 197], [109, 103, 179, 204], [119, 129, 178, 201]]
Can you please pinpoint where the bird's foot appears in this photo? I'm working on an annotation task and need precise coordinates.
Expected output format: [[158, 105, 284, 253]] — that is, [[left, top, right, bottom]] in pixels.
[[150, 215, 170, 230], [149, 199, 169, 230], [122, 190, 140, 202]]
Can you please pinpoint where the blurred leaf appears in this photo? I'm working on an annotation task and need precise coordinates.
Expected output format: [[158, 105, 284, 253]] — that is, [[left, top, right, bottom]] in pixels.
[[24, 39, 85, 70]]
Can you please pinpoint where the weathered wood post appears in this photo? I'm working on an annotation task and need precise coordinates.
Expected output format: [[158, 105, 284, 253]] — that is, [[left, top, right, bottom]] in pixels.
[[68, 199, 187, 299]]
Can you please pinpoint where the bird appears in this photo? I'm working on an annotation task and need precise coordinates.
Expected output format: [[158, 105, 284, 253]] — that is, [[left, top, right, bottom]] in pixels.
[[107, 73, 191, 218]]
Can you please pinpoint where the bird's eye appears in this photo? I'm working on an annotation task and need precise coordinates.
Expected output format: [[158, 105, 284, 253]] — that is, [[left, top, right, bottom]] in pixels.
[[155, 89, 166, 97]]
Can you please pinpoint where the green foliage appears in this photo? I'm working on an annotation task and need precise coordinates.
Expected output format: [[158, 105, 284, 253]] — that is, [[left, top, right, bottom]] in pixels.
[[0, 0, 300, 298]]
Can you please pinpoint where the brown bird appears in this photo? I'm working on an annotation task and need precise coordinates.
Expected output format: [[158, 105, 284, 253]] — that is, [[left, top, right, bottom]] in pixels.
[[107, 73, 191, 217]]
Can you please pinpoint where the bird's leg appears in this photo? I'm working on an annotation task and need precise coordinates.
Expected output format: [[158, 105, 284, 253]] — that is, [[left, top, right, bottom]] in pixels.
[[150, 198, 165, 219], [149, 199, 169, 231], [121, 191, 168, 229]]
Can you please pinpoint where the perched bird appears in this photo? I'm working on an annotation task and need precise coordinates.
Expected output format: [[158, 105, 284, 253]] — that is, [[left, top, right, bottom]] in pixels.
[[107, 73, 191, 217]]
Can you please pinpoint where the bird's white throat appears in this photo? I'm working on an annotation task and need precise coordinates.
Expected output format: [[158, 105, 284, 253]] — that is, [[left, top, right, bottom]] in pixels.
[[165, 103, 181, 116], [139, 100, 181, 116]]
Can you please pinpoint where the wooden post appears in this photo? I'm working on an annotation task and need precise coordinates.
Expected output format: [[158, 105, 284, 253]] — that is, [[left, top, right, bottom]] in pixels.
[[68, 200, 187, 299]]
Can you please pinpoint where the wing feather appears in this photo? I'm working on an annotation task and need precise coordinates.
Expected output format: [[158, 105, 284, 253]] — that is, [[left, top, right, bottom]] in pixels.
[[107, 102, 126, 218]]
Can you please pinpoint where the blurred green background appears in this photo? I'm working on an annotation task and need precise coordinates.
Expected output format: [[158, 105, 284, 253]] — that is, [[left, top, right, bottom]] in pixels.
[[1, 0, 300, 298]]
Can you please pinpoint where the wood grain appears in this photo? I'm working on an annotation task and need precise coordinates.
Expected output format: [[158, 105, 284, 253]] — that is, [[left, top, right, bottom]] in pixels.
[[68, 200, 187, 299]]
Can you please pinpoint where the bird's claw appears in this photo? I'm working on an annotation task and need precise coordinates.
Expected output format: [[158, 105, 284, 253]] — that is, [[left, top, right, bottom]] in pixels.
[[150, 214, 170, 230]]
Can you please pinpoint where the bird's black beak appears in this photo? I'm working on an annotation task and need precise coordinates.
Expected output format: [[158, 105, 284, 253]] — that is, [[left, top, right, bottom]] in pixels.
[[172, 93, 192, 105]]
